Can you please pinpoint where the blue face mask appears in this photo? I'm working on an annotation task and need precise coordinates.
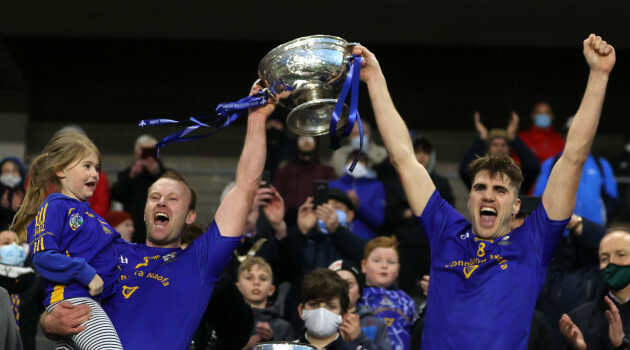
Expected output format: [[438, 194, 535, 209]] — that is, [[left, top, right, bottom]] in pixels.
[[336, 209, 348, 228], [0, 243, 26, 266], [534, 114, 552, 128]]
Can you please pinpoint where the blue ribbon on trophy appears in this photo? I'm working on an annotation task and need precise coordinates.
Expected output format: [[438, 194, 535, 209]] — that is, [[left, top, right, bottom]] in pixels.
[[138, 35, 364, 171], [329, 54, 363, 172], [137, 90, 267, 156]]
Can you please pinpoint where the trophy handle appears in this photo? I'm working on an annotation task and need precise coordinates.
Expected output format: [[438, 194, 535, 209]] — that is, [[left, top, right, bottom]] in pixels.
[[346, 42, 359, 56]]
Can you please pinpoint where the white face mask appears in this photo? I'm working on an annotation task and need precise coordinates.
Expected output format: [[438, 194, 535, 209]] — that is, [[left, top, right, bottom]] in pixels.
[[350, 135, 369, 154], [0, 174, 21, 188], [346, 162, 368, 178], [301, 307, 342, 338]]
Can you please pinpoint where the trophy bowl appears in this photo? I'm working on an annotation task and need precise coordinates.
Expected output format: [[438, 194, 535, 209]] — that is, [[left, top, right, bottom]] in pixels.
[[258, 35, 356, 136], [252, 341, 317, 350]]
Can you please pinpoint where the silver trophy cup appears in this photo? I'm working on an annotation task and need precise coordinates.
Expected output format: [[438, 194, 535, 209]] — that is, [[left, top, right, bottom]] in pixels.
[[258, 35, 357, 136], [252, 342, 317, 350]]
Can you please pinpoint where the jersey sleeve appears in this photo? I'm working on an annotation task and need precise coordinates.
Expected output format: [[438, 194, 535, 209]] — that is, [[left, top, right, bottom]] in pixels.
[[32, 250, 96, 286], [193, 221, 240, 281], [524, 204, 570, 267], [28, 201, 64, 256], [415, 190, 469, 249], [28, 201, 97, 286]]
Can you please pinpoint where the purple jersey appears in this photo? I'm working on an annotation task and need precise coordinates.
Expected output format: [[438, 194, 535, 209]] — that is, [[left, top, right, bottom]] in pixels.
[[417, 190, 569, 350], [27, 193, 120, 306], [103, 221, 239, 350]]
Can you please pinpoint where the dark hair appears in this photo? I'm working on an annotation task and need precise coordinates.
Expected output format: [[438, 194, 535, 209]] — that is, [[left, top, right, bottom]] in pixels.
[[301, 268, 350, 314], [413, 136, 433, 154], [468, 155, 523, 193], [154, 170, 197, 211]]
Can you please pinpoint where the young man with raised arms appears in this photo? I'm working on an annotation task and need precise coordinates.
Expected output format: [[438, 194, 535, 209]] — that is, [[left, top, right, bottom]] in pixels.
[[354, 34, 615, 349]]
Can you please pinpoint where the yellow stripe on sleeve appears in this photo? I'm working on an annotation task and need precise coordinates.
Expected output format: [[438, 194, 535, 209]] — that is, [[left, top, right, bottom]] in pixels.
[[50, 284, 65, 304]]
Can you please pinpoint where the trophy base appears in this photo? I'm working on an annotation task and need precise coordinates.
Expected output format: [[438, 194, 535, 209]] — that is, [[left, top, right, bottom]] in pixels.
[[286, 99, 349, 136]]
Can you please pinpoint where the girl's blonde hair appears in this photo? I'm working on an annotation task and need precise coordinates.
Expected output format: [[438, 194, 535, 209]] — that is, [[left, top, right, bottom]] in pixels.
[[12, 129, 101, 242]]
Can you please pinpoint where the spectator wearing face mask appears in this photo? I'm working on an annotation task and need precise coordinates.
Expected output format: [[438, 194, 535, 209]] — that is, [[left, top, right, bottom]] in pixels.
[[0, 158, 25, 230], [0, 228, 41, 349], [533, 116, 619, 225], [559, 228, 630, 350], [329, 122, 388, 178], [296, 268, 367, 350], [518, 102, 566, 164], [329, 151, 386, 240], [273, 136, 336, 228], [281, 187, 368, 333]]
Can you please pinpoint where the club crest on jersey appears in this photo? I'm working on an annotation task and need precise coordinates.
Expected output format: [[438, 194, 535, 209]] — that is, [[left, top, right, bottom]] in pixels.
[[69, 213, 84, 231], [162, 251, 178, 263], [380, 296, 394, 307], [498, 235, 512, 246]]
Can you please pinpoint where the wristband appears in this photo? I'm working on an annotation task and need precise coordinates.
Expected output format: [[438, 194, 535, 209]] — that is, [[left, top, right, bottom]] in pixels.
[[615, 335, 630, 350]]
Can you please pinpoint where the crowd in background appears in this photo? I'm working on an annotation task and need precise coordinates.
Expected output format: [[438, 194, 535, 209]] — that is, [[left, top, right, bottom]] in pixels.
[[1, 96, 630, 350]]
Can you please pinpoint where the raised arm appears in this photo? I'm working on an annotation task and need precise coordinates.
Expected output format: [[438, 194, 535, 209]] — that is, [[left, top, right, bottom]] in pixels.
[[542, 34, 615, 220], [356, 46, 435, 216], [215, 84, 275, 237]]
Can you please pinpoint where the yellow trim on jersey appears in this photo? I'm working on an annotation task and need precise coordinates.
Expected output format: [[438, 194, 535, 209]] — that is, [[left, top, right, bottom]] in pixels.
[[68, 208, 75, 216], [35, 203, 49, 236], [50, 284, 65, 304]]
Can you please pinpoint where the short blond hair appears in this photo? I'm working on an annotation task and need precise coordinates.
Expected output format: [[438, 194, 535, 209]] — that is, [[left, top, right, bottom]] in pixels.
[[238, 256, 273, 281]]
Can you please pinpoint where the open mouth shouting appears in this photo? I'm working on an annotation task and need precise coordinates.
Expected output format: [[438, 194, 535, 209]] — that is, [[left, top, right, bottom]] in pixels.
[[154, 212, 170, 227], [480, 206, 498, 228]]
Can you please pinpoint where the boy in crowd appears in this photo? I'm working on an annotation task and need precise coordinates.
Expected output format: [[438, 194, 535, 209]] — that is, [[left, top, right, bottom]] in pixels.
[[236, 256, 295, 347], [297, 268, 365, 350], [329, 259, 391, 350], [359, 237, 416, 350]]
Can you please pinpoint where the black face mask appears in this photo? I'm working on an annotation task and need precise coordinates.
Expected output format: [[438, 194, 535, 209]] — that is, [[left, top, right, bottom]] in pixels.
[[266, 128, 284, 142]]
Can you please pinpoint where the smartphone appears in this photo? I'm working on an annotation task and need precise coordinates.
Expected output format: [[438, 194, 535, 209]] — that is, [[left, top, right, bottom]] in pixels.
[[261, 170, 271, 188], [141, 147, 158, 160], [313, 180, 329, 209]]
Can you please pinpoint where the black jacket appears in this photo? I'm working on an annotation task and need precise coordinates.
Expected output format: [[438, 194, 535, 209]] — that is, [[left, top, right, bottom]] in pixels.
[[563, 292, 630, 350]]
